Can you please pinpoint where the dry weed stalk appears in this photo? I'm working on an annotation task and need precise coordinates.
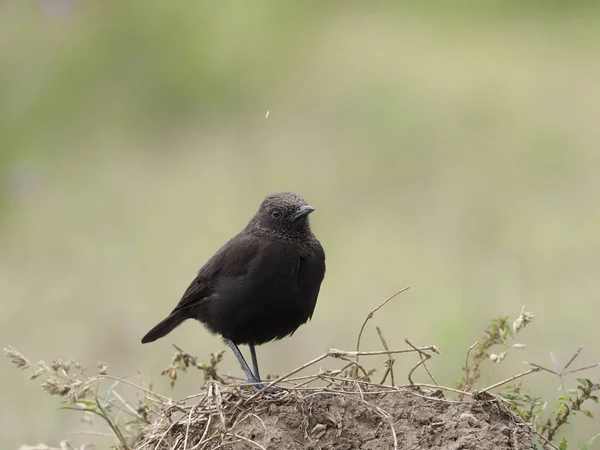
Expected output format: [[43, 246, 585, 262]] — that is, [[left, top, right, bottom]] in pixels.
[[459, 305, 535, 392]]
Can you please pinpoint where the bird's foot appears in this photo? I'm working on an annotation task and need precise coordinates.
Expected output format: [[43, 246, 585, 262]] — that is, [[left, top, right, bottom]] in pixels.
[[250, 383, 284, 394], [266, 385, 284, 394], [245, 375, 283, 393]]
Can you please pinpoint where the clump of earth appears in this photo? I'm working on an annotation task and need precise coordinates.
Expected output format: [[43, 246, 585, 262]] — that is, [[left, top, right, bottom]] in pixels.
[[136, 383, 534, 450]]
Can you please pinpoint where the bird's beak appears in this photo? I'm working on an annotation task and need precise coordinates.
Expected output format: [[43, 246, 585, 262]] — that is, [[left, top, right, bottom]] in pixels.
[[292, 205, 315, 221]]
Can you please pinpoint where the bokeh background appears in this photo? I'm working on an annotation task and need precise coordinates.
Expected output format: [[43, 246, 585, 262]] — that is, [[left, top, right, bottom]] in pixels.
[[2, 1, 600, 448]]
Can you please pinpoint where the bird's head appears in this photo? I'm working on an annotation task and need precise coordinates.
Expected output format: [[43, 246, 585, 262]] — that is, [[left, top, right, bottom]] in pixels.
[[250, 192, 315, 235]]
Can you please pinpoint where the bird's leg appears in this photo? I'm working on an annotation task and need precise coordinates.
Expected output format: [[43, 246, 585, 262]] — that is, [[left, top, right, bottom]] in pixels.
[[247, 344, 283, 393], [226, 339, 262, 388], [249, 343, 261, 382]]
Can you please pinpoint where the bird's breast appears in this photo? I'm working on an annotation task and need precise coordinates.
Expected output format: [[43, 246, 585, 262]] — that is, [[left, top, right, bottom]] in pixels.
[[201, 235, 324, 345]]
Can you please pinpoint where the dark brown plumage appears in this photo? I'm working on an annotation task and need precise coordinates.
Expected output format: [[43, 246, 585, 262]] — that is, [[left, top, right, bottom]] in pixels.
[[141, 192, 326, 386]]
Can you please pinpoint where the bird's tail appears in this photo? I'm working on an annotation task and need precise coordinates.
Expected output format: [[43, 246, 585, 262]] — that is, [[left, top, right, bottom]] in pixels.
[[141, 311, 187, 344]]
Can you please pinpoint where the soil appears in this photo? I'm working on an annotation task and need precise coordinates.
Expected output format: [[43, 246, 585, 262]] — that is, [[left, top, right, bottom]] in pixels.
[[234, 388, 533, 450], [136, 384, 535, 450]]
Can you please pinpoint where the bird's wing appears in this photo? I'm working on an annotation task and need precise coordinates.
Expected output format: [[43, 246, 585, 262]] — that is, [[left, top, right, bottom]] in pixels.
[[170, 232, 262, 314]]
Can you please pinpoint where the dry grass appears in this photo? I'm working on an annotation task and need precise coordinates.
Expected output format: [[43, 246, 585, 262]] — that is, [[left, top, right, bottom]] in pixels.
[[10, 296, 595, 450], [5, 338, 548, 450]]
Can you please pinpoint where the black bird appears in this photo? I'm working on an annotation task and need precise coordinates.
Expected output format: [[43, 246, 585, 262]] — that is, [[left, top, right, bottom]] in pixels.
[[141, 192, 326, 387]]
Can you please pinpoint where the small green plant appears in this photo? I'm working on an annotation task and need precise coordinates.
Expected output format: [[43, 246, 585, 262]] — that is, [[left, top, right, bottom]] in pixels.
[[459, 305, 534, 391], [545, 378, 599, 441], [3, 344, 232, 450], [458, 308, 599, 450], [3, 346, 156, 450], [501, 383, 546, 424], [502, 376, 599, 449]]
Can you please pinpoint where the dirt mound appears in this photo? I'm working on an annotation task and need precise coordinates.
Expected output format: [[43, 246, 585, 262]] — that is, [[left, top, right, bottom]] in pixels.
[[136, 382, 534, 450]]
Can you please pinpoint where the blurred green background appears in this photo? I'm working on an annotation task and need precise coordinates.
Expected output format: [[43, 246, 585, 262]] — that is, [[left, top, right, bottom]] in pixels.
[[2, 1, 600, 448]]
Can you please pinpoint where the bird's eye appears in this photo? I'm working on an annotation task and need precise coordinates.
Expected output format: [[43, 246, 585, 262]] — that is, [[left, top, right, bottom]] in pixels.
[[271, 209, 282, 219]]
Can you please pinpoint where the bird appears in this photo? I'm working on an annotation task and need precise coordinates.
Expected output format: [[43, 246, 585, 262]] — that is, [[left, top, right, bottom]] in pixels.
[[141, 192, 326, 388]]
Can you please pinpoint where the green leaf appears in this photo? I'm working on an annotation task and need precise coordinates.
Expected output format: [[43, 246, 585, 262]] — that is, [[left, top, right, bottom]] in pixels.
[[576, 378, 592, 389], [559, 436, 568, 450], [534, 439, 545, 450], [59, 406, 106, 420], [59, 406, 88, 412], [76, 400, 98, 407], [581, 433, 600, 450], [102, 380, 120, 407], [581, 410, 594, 419]]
